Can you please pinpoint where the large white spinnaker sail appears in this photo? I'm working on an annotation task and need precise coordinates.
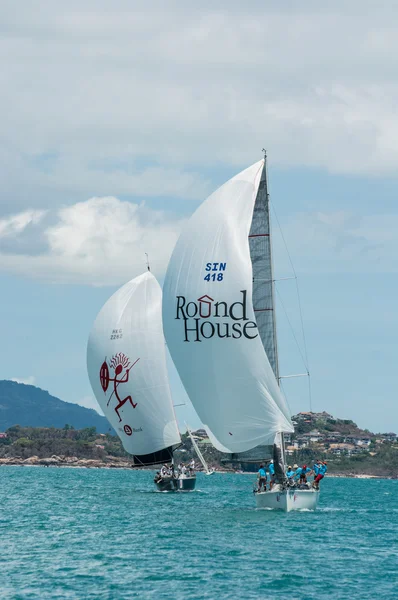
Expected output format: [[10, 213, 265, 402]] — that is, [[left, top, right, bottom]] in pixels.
[[87, 271, 181, 465], [163, 160, 294, 454]]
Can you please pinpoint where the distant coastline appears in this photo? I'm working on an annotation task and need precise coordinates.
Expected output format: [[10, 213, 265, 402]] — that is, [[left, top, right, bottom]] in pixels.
[[1, 407, 397, 479], [0, 457, 395, 479]]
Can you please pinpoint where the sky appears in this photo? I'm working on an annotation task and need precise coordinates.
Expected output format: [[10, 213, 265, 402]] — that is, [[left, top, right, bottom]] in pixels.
[[0, 1, 397, 433]]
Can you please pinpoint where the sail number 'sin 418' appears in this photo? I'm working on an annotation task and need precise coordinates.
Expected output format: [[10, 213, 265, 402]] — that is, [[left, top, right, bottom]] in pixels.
[[204, 262, 226, 282]]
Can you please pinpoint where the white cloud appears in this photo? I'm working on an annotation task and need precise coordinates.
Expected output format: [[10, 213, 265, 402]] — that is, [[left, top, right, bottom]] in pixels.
[[0, 199, 396, 285], [0, 2, 398, 283], [0, 197, 185, 284], [11, 376, 36, 386], [0, 211, 46, 237], [2, 1, 398, 217]]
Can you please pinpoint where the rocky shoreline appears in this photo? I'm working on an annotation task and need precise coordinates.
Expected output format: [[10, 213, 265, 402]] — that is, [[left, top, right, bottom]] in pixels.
[[0, 455, 133, 469]]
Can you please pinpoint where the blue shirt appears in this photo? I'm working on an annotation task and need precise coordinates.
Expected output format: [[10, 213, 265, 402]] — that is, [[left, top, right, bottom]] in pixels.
[[286, 469, 295, 478], [313, 463, 320, 475], [258, 468, 266, 478], [301, 467, 311, 475], [294, 468, 302, 479], [320, 464, 327, 476], [268, 463, 275, 475]]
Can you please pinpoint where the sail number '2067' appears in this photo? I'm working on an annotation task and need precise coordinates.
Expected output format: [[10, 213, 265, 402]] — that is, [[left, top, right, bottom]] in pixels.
[[204, 262, 226, 282]]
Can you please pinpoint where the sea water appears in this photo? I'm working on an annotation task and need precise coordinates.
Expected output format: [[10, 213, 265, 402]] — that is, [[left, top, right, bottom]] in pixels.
[[0, 467, 396, 599]]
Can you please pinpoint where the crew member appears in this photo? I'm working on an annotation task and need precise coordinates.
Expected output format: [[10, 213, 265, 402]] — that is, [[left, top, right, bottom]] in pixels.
[[257, 464, 267, 492], [286, 466, 295, 481], [313, 460, 321, 481], [299, 464, 311, 484], [268, 459, 275, 489], [293, 463, 301, 481], [313, 461, 327, 489]]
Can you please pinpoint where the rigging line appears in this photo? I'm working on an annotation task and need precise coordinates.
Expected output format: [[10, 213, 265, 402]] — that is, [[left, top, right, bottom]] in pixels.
[[270, 201, 297, 277], [253, 276, 296, 282], [280, 379, 292, 415], [275, 284, 309, 372], [270, 200, 312, 409], [279, 373, 308, 379], [294, 277, 310, 374], [308, 372, 313, 413], [270, 201, 306, 349]]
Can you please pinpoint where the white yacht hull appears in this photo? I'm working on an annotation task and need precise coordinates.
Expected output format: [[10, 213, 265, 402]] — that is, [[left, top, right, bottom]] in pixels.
[[255, 488, 319, 512]]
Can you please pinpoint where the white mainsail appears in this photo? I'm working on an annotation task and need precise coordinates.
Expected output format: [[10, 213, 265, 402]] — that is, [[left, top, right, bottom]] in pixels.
[[163, 160, 294, 454], [185, 424, 214, 475], [87, 271, 181, 463]]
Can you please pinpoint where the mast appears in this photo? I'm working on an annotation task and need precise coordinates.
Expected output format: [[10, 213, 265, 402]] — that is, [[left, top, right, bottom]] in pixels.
[[264, 153, 286, 468], [263, 151, 280, 381], [249, 152, 280, 381], [250, 151, 286, 470]]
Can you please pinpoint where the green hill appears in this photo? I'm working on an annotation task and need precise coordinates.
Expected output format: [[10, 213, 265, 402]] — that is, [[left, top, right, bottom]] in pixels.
[[0, 425, 126, 461], [0, 380, 111, 434]]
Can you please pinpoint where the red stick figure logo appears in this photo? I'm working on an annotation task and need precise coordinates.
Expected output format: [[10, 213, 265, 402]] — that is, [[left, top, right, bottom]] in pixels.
[[99, 352, 140, 422]]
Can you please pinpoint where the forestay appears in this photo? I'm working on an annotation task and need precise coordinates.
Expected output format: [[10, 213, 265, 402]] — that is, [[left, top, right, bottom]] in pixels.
[[87, 272, 181, 462], [163, 160, 293, 453]]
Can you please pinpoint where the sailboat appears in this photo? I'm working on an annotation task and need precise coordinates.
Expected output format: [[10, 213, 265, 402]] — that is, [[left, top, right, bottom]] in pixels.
[[162, 154, 319, 511], [86, 270, 196, 492]]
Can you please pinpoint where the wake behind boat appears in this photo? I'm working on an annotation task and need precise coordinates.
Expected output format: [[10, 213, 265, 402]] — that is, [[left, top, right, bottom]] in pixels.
[[162, 153, 316, 512]]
